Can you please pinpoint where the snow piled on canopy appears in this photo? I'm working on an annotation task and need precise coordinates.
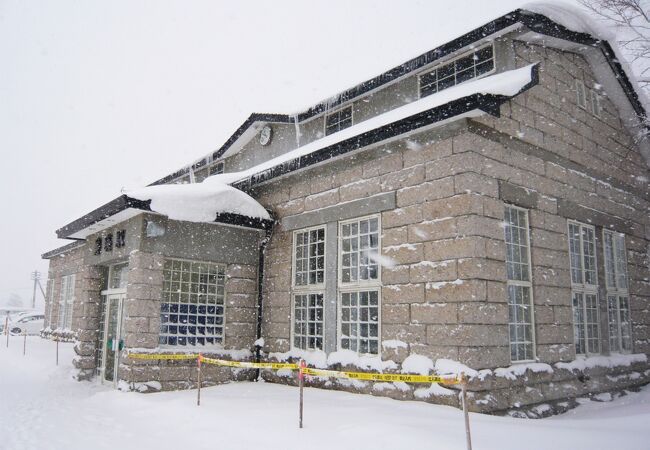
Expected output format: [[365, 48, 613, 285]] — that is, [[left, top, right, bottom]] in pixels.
[[127, 181, 270, 222], [203, 64, 537, 186]]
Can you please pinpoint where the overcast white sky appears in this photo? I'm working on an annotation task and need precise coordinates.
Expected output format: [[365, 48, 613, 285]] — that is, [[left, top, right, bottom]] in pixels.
[[0, 0, 610, 308]]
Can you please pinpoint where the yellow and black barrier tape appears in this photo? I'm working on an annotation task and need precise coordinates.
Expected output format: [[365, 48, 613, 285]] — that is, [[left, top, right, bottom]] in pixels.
[[127, 352, 459, 384], [128, 353, 199, 361], [200, 356, 298, 370], [302, 367, 459, 384]]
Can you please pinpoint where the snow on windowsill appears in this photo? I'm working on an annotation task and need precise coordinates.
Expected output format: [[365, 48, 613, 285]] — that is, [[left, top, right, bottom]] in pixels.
[[555, 353, 647, 372]]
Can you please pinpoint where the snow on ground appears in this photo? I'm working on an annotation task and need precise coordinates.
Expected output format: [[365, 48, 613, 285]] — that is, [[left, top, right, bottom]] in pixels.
[[2, 338, 650, 450]]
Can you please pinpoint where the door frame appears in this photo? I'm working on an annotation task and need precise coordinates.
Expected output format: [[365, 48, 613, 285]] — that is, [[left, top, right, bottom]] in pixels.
[[99, 291, 126, 386]]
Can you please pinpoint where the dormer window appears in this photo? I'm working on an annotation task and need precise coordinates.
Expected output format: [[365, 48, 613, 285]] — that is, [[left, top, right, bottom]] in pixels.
[[209, 161, 225, 175], [419, 44, 494, 98], [325, 105, 353, 136]]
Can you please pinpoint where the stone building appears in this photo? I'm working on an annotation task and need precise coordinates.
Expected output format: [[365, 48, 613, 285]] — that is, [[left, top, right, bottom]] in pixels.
[[42, 8, 650, 415]]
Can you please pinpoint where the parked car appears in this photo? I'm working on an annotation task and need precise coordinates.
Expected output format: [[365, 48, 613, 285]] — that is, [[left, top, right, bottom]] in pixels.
[[7, 312, 45, 335]]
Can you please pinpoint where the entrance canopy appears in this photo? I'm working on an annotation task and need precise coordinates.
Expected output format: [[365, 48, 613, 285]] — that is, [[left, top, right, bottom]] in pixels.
[[57, 181, 272, 240]]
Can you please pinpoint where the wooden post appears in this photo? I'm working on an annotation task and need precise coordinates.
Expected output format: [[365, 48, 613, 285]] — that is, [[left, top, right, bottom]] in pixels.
[[23, 330, 26, 356], [197, 353, 202, 407], [5, 316, 8, 348], [56, 339, 59, 366], [299, 359, 305, 429], [460, 373, 473, 450]]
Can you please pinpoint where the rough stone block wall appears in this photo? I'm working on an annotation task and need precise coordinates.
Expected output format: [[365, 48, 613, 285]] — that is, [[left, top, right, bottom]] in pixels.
[[42, 245, 86, 338], [253, 39, 650, 412], [122, 255, 259, 391]]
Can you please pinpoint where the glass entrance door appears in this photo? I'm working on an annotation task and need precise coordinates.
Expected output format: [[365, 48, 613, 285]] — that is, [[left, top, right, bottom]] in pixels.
[[101, 294, 125, 384]]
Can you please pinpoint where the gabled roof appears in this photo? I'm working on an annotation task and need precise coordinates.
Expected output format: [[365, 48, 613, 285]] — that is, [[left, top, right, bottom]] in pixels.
[[56, 8, 648, 240], [147, 7, 647, 188]]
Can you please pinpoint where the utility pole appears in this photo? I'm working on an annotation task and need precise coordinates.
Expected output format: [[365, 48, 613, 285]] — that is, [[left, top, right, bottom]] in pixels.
[[30, 271, 41, 309]]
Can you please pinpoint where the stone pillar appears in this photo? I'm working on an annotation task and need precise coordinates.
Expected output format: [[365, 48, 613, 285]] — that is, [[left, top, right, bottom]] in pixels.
[[72, 264, 103, 381], [224, 263, 258, 350], [119, 251, 164, 383]]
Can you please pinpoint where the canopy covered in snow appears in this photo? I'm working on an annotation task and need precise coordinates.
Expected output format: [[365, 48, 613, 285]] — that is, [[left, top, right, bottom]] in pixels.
[[126, 182, 271, 223]]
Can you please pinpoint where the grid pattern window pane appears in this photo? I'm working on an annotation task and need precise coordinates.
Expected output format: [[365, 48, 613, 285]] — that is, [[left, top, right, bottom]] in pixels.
[[569, 221, 600, 355], [109, 263, 128, 290], [160, 260, 226, 346], [504, 207, 531, 282], [58, 274, 75, 330], [604, 231, 631, 352], [294, 228, 325, 286], [420, 45, 494, 98], [568, 222, 597, 286], [46, 279, 54, 328], [341, 217, 379, 284], [325, 106, 352, 136], [293, 293, 324, 350], [209, 162, 224, 175], [576, 80, 587, 109], [340, 290, 379, 354], [504, 206, 534, 361]]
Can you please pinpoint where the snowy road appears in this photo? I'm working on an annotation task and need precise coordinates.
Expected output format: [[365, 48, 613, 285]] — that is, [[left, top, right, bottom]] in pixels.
[[1, 337, 649, 450]]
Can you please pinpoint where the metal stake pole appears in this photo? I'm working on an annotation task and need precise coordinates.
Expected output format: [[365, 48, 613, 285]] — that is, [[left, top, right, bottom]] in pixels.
[[299, 359, 305, 429], [461, 373, 473, 450], [197, 354, 202, 407]]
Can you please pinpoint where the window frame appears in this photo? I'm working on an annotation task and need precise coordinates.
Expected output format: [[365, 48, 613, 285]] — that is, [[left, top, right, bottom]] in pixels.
[[291, 292, 325, 351], [290, 226, 327, 352], [337, 215, 382, 289], [576, 80, 587, 110], [337, 214, 382, 355], [58, 274, 76, 330], [337, 288, 382, 356], [591, 91, 602, 118], [603, 230, 632, 354], [503, 205, 536, 363], [159, 258, 228, 348], [209, 161, 225, 176], [567, 220, 600, 355], [417, 43, 496, 99], [324, 105, 354, 136], [46, 279, 54, 328], [291, 225, 327, 290]]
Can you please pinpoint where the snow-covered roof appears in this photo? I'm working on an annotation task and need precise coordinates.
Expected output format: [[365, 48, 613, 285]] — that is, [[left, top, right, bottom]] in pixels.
[[56, 63, 538, 239], [126, 181, 271, 223], [204, 64, 539, 188], [145, 6, 647, 185]]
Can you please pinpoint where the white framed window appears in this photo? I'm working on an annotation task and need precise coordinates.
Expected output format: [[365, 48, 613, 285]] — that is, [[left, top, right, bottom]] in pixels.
[[46, 279, 54, 328], [58, 274, 75, 330], [160, 259, 226, 346], [293, 227, 326, 287], [603, 230, 632, 353], [503, 206, 536, 362], [291, 226, 326, 351], [339, 290, 380, 354], [338, 215, 381, 355], [108, 262, 128, 290], [419, 44, 495, 98], [576, 80, 587, 109], [209, 161, 225, 175], [293, 293, 324, 350], [590, 91, 601, 118], [325, 105, 353, 136], [339, 216, 380, 286], [568, 221, 600, 355]]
